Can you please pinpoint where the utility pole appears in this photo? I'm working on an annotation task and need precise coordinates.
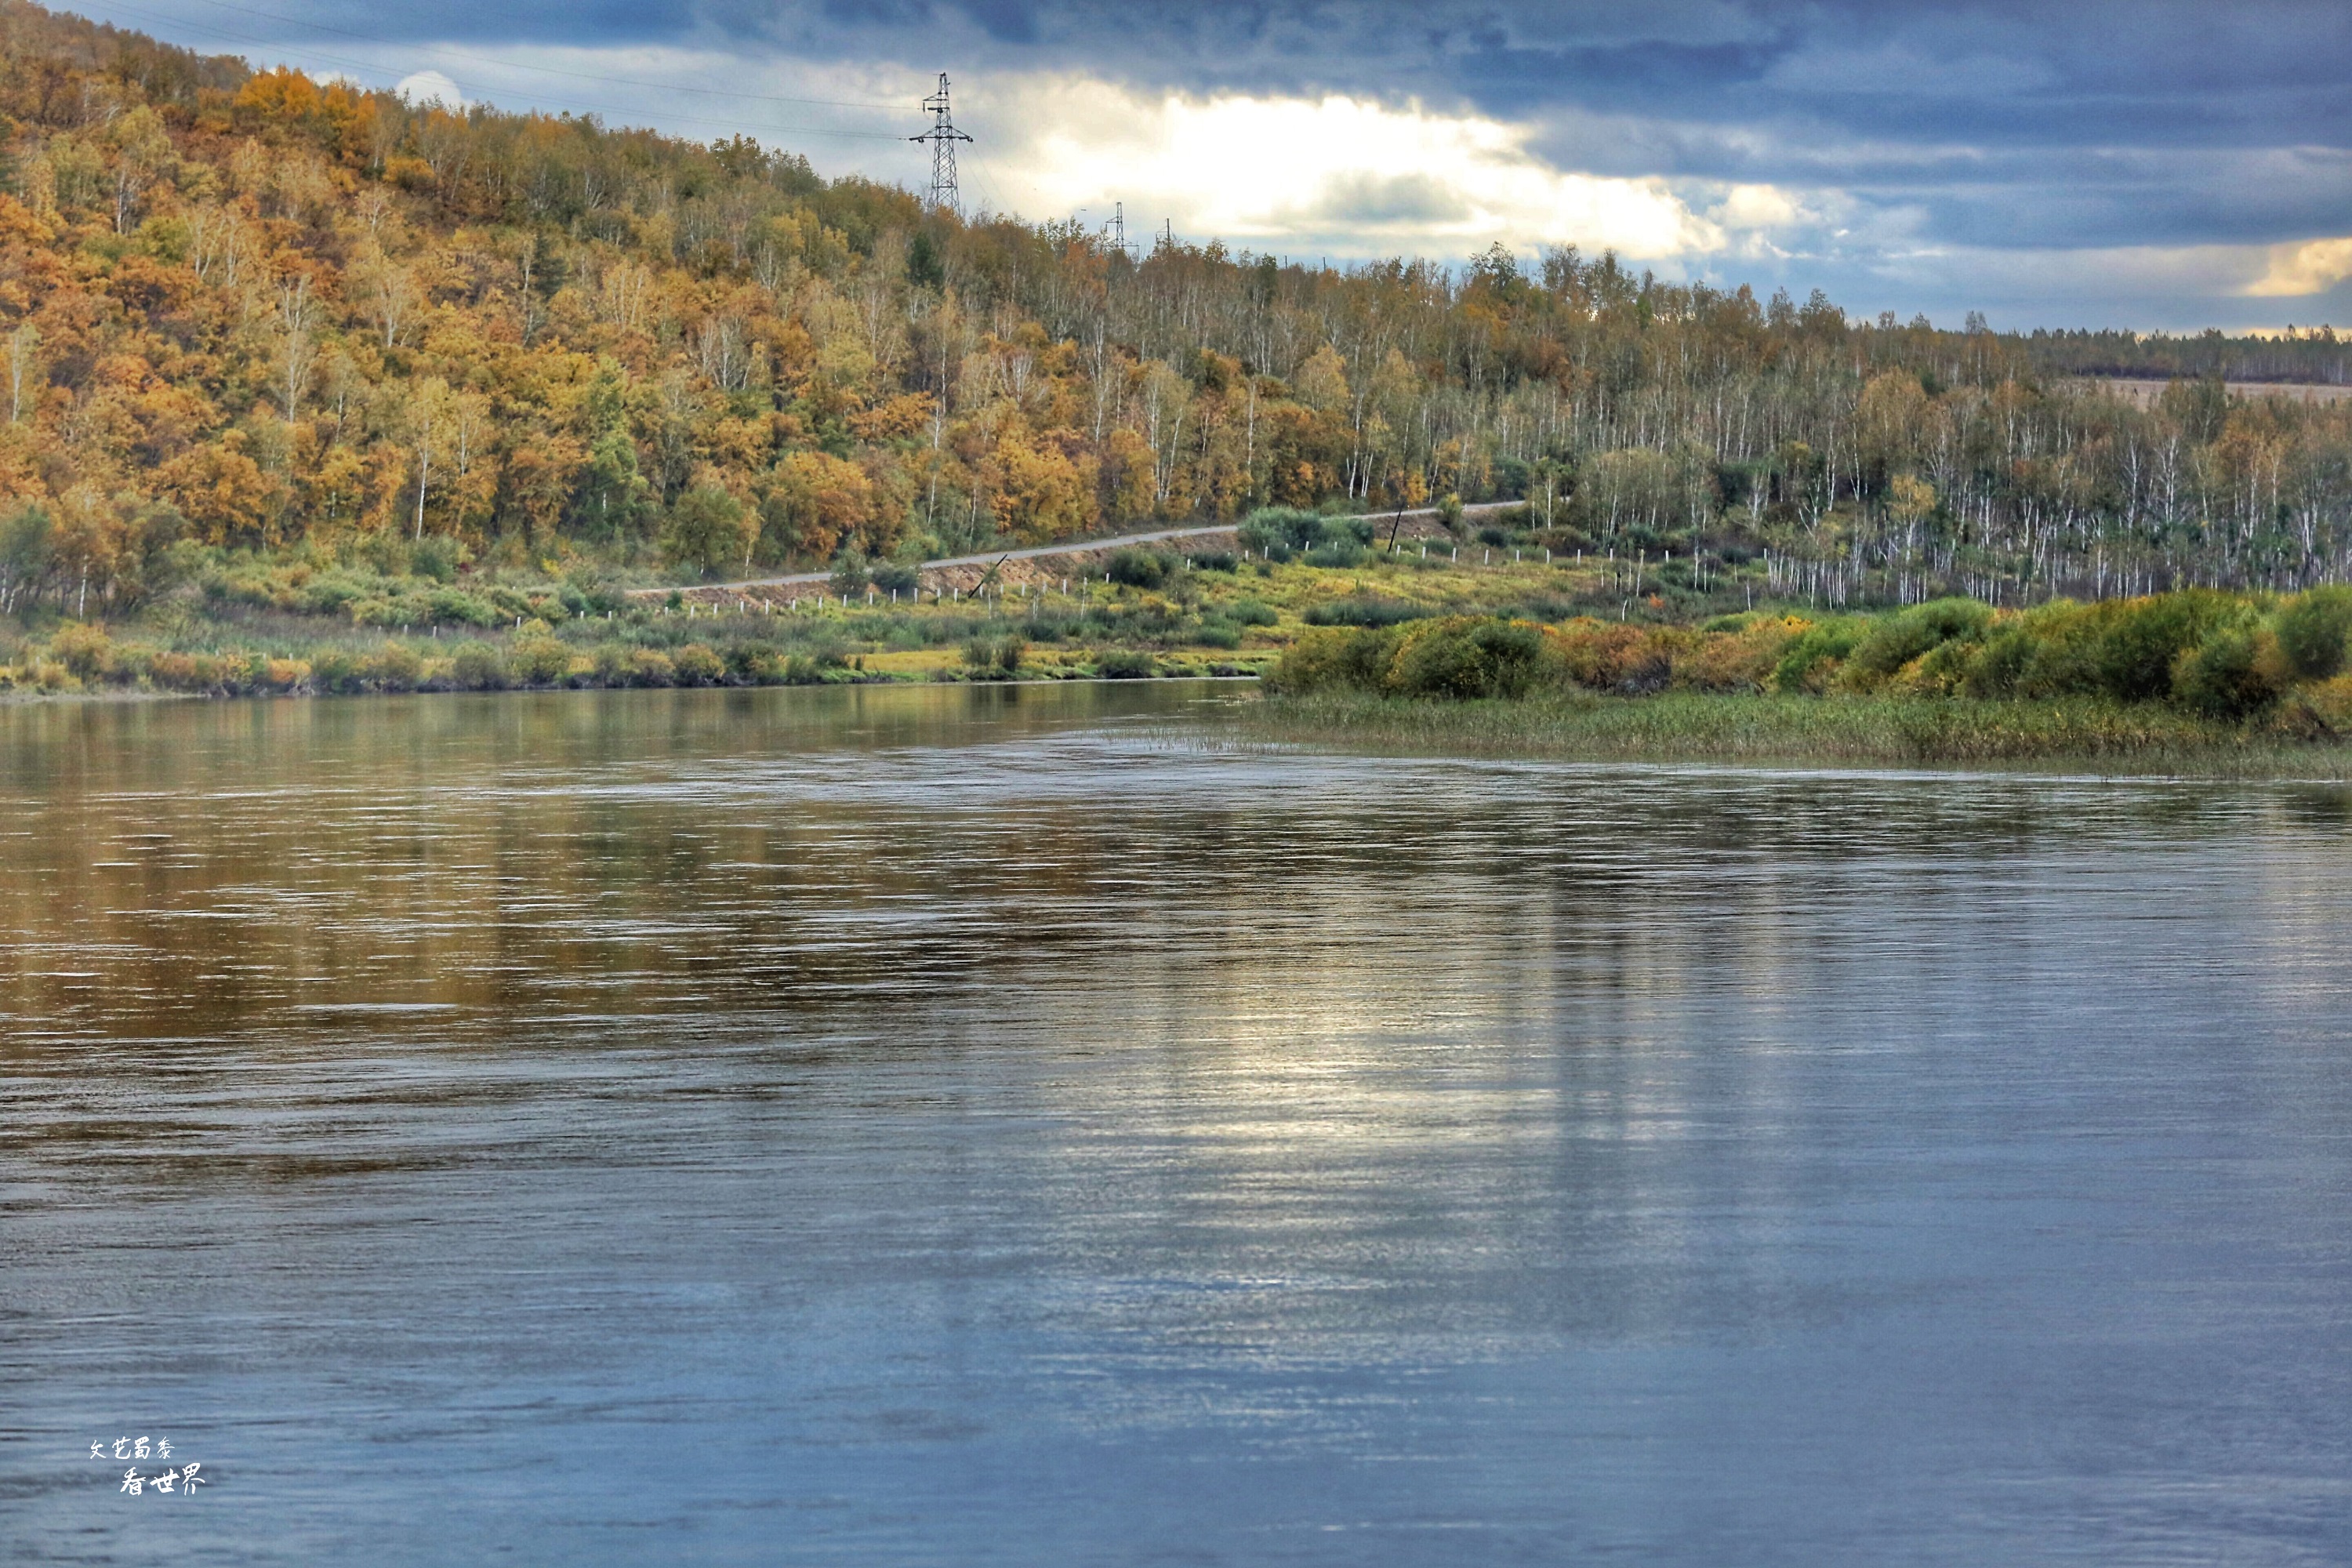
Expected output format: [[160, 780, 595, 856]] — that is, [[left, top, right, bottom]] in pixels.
[[911, 72, 972, 214]]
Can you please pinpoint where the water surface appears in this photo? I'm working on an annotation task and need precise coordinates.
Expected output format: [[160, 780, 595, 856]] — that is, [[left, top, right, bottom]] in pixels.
[[5, 683, 2351, 1563]]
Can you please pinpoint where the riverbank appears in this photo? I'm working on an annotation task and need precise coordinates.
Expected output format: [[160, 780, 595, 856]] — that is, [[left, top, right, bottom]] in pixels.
[[1240, 691, 2352, 776], [0, 516, 1660, 699]]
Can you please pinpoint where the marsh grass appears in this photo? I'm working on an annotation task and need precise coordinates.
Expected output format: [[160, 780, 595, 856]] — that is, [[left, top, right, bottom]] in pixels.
[[1240, 691, 2352, 777]]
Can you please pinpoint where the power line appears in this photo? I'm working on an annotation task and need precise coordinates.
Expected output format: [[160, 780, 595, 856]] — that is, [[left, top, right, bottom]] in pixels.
[[909, 72, 971, 213], [966, 147, 1028, 222]]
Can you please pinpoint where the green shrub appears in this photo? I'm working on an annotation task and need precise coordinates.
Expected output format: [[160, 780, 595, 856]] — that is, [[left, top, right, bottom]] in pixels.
[[2172, 626, 2278, 717], [1095, 648, 1156, 678], [1960, 623, 2038, 698], [1995, 600, 2106, 697], [726, 641, 783, 683], [1771, 619, 1867, 692], [2274, 586, 2352, 680], [294, 571, 376, 618], [151, 651, 221, 692], [591, 643, 633, 687], [672, 642, 725, 685], [1193, 620, 1242, 649], [46, 622, 116, 681], [1556, 619, 1679, 692], [1229, 599, 1279, 627], [2092, 592, 2232, 702], [1845, 597, 1992, 684], [1236, 506, 1323, 561], [410, 536, 460, 583], [626, 648, 677, 687], [310, 648, 363, 694], [1236, 508, 1371, 562], [1302, 539, 1369, 568], [1269, 616, 1555, 699], [361, 644, 423, 692], [1107, 547, 1176, 588], [872, 561, 920, 597], [962, 637, 1025, 677], [512, 636, 575, 686], [1267, 625, 1402, 694], [108, 644, 157, 686], [1385, 617, 1553, 699], [449, 641, 510, 691], [426, 587, 499, 628]]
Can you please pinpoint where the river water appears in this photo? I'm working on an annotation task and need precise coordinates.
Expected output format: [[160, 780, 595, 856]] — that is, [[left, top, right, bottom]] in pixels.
[[4, 682, 2351, 1564]]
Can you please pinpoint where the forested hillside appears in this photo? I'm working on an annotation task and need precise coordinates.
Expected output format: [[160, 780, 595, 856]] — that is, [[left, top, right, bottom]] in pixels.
[[6, 0, 2352, 619]]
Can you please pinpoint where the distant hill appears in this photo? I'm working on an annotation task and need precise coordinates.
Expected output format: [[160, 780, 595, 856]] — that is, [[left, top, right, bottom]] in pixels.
[[5, 0, 2352, 615]]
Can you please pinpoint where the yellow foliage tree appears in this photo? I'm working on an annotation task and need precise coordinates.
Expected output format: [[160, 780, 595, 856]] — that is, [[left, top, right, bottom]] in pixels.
[[760, 450, 873, 561]]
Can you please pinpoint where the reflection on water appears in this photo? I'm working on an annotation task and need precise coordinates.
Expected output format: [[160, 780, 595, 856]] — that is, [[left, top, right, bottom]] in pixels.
[[5, 684, 2352, 1564]]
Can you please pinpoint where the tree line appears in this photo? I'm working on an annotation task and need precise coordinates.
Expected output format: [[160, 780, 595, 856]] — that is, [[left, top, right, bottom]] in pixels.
[[5, 0, 2352, 620]]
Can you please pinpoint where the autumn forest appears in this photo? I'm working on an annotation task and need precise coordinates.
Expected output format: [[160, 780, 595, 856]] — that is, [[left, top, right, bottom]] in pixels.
[[6, 0, 2352, 626]]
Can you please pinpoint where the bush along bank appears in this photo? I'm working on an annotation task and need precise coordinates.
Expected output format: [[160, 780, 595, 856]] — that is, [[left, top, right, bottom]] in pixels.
[[1265, 588, 2352, 740], [0, 612, 1246, 697]]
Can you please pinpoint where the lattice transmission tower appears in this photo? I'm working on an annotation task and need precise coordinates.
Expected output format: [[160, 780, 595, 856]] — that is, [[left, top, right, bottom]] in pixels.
[[911, 73, 972, 213]]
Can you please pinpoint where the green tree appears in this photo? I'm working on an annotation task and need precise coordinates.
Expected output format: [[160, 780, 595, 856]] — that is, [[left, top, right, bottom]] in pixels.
[[571, 364, 652, 546], [2274, 587, 2352, 680], [829, 543, 870, 597], [660, 488, 757, 575], [0, 503, 56, 612]]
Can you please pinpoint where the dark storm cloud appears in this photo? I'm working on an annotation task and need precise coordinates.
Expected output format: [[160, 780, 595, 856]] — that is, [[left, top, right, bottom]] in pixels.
[[125, 0, 2352, 320], [309, 1, 2351, 212]]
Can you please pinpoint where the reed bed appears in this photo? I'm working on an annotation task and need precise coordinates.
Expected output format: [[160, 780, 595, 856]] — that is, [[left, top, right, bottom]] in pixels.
[[1239, 691, 2352, 777]]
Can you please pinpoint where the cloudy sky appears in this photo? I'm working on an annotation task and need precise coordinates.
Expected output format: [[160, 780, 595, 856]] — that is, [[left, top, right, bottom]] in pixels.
[[67, 0, 2352, 330]]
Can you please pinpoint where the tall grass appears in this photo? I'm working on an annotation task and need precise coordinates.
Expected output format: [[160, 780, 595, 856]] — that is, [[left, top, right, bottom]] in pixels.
[[1242, 691, 2352, 776]]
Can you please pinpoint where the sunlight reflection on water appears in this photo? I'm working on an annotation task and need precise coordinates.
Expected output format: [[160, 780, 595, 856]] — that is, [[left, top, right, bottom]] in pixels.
[[5, 683, 2352, 1564]]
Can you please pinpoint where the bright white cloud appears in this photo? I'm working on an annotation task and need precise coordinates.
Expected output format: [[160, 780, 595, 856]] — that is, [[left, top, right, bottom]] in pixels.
[[2249, 238, 2352, 297], [174, 35, 1813, 269], [394, 71, 466, 110], [1714, 183, 1805, 230], [970, 79, 1791, 262]]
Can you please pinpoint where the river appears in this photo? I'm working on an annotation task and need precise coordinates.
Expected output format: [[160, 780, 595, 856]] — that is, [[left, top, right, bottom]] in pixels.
[[5, 682, 2351, 1563]]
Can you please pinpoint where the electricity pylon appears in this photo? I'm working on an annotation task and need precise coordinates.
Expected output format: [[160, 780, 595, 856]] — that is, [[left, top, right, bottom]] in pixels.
[[912, 73, 972, 214]]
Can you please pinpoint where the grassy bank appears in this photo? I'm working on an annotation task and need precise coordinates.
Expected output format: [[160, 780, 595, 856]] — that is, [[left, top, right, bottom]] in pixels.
[[1239, 586, 2352, 773], [0, 523, 1657, 699], [1242, 690, 2352, 775]]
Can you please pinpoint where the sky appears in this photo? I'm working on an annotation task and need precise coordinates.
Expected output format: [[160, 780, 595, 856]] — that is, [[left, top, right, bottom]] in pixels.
[[62, 0, 2352, 331]]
